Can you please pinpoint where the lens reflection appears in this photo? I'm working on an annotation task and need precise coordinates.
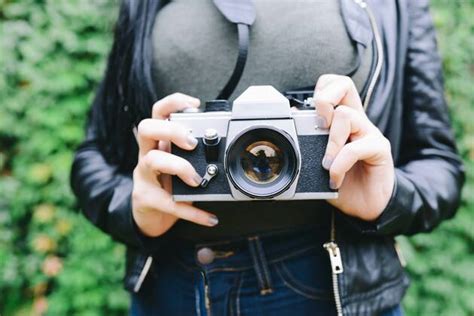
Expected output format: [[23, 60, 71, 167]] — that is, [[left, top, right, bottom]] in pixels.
[[240, 141, 283, 184]]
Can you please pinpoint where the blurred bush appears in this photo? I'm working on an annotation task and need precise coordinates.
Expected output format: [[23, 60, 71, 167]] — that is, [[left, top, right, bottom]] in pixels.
[[0, 1, 127, 315], [0, 0, 472, 315], [397, 1, 474, 315]]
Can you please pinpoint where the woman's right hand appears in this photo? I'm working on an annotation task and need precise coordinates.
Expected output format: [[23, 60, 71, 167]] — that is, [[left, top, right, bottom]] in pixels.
[[132, 93, 219, 237]]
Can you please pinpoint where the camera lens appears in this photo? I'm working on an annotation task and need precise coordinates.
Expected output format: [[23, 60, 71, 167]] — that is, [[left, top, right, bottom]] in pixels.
[[226, 127, 299, 198], [240, 141, 283, 184]]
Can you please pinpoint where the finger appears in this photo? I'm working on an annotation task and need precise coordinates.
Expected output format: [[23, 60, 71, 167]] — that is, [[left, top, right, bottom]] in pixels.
[[142, 150, 202, 187], [322, 106, 367, 170], [167, 201, 219, 227], [329, 136, 391, 189], [156, 141, 172, 189], [315, 74, 363, 111], [152, 93, 200, 120], [137, 186, 218, 227], [137, 119, 198, 157], [313, 75, 363, 128]]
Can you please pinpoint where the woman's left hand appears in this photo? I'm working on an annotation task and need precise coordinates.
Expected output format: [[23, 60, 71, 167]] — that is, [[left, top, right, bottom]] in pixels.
[[314, 74, 395, 221]]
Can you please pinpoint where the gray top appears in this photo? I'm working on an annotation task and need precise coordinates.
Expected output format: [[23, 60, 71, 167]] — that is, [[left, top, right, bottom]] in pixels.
[[152, 0, 372, 102], [151, 0, 373, 240]]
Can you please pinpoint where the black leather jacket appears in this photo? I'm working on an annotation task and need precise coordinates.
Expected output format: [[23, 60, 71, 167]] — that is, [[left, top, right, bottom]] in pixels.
[[71, 0, 464, 314]]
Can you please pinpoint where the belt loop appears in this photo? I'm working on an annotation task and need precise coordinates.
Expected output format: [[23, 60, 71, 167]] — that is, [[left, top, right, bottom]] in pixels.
[[247, 236, 273, 295]]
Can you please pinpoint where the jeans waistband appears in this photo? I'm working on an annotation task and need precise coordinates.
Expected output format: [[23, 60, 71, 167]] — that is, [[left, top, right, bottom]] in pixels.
[[158, 225, 331, 273]]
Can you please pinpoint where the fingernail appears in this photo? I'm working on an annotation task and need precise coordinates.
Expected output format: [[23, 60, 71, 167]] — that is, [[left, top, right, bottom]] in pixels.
[[322, 155, 333, 170], [316, 115, 328, 129], [187, 131, 198, 148], [208, 215, 219, 226], [193, 173, 203, 186], [329, 180, 338, 190]]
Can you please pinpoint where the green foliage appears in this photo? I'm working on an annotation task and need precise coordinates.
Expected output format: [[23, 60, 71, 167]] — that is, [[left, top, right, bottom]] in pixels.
[[397, 1, 474, 315], [0, 0, 472, 315], [0, 1, 127, 315]]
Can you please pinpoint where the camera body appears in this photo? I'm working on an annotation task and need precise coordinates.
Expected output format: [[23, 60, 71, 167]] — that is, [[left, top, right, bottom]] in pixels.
[[170, 86, 337, 201]]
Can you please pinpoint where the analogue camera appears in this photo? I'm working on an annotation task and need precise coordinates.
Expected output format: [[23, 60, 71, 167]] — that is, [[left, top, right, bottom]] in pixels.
[[170, 86, 337, 201]]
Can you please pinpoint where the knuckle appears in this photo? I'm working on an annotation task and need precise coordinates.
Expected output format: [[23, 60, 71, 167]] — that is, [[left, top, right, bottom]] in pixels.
[[341, 75, 351, 82], [131, 189, 145, 205], [320, 73, 337, 81], [132, 187, 147, 207], [333, 106, 351, 120], [329, 167, 342, 180], [315, 95, 328, 103], [131, 188, 141, 202], [327, 138, 342, 151], [133, 165, 141, 177], [380, 136, 392, 152], [151, 100, 161, 112], [342, 143, 358, 158], [143, 150, 163, 171], [141, 151, 155, 168], [315, 96, 335, 108], [170, 92, 184, 99], [137, 119, 152, 136], [133, 165, 146, 181], [317, 74, 330, 84], [342, 75, 354, 87], [163, 198, 176, 214], [168, 92, 186, 104]]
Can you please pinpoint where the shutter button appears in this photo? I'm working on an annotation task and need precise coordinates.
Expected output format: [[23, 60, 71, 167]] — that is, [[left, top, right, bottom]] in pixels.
[[197, 247, 215, 265]]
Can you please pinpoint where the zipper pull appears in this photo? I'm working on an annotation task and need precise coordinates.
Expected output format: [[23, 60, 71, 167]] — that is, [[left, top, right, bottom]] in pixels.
[[324, 242, 344, 274]]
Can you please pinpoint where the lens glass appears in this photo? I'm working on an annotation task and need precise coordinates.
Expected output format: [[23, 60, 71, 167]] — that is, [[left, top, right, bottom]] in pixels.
[[226, 126, 299, 198], [240, 141, 283, 184]]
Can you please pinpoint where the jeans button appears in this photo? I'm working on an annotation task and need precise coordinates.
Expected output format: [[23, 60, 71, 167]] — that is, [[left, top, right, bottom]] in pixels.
[[197, 247, 215, 265]]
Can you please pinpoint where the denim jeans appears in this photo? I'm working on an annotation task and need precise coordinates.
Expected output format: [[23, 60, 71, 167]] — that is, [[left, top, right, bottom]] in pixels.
[[130, 227, 403, 316]]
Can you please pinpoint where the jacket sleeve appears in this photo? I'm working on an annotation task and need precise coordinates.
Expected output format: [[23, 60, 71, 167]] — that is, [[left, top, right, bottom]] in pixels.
[[348, 0, 465, 236], [70, 120, 146, 248], [71, 119, 169, 253]]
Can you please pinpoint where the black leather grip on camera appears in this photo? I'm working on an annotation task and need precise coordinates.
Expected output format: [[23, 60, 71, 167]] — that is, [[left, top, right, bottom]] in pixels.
[[171, 135, 334, 198]]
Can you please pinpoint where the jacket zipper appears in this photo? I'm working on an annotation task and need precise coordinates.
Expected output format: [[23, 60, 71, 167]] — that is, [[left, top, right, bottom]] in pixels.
[[324, 211, 344, 316], [394, 240, 407, 267], [323, 1, 385, 315], [133, 256, 153, 293], [356, 0, 385, 110]]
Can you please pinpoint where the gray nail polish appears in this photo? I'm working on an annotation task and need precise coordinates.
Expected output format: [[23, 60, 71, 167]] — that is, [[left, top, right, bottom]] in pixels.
[[193, 173, 203, 186], [187, 132, 198, 148], [329, 180, 338, 190], [208, 215, 219, 226], [322, 155, 333, 170], [316, 116, 328, 129]]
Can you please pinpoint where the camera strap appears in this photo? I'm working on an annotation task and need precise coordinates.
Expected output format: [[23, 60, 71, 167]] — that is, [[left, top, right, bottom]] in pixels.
[[212, 0, 256, 100]]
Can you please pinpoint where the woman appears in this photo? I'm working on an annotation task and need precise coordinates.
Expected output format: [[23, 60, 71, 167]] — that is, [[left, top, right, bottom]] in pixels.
[[71, 0, 464, 315]]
